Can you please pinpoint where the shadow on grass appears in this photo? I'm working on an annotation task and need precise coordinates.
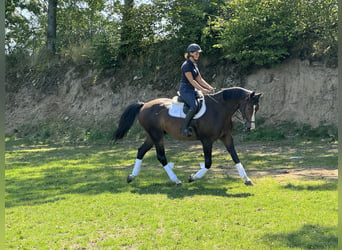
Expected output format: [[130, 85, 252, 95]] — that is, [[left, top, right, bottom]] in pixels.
[[6, 139, 335, 208], [5, 142, 137, 207], [130, 181, 253, 199], [5, 145, 251, 207], [6, 164, 252, 207], [5, 165, 130, 208], [265, 224, 338, 249], [283, 182, 337, 191]]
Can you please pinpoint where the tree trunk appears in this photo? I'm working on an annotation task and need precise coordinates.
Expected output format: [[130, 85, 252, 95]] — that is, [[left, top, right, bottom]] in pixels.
[[47, 0, 57, 53], [121, 0, 134, 42], [118, 0, 134, 61]]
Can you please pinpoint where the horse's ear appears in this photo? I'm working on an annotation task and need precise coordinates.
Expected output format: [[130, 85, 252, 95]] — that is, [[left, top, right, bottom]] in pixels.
[[252, 93, 262, 103], [255, 93, 262, 99]]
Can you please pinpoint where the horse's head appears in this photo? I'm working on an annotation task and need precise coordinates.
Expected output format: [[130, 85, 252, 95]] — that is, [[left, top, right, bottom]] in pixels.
[[221, 87, 262, 131], [239, 92, 262, 131]]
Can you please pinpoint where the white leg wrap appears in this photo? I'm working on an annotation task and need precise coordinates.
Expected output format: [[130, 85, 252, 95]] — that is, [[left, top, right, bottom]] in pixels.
[[194, 163, 208, 179], [132, 159, 142, 177], [251, 105, 256, 130], [163, 163, 179, 183], [236, 162, 249, 180]]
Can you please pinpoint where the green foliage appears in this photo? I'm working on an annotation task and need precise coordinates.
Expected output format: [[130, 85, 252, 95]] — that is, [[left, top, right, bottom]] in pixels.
[[219, 0, 295, 66], [291, 0, 338, 66], [234, 120, 337, 142], [5, 0, 45, 54], [206, 0, 338, 69], [91, 33, 120, 69], [5, 0, 338, 88], [10, 119, 117, 145], [118, 1, 161, 60]]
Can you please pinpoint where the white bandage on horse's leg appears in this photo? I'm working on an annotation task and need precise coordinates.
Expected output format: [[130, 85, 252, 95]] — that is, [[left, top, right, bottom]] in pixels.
[[251, 105, 256, 130], [132, 159, 142, 177], [194, 163, 208, 179], [235, 162, 249, 181], [163, 163, 179, 183]]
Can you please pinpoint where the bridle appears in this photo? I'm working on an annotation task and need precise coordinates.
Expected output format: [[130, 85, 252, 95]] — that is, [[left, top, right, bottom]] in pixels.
[[235, 101, 256, 130]]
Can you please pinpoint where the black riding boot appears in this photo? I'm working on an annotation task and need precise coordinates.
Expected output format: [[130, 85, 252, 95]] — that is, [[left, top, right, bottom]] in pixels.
[[181, 108, 197, 136]]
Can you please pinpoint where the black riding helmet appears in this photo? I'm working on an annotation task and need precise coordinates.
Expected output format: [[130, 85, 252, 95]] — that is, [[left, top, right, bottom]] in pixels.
[[187, 43, 202, 53]]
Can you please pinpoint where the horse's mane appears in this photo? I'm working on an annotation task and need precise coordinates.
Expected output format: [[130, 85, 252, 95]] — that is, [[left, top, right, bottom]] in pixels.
[[219, 87, 252, 101]]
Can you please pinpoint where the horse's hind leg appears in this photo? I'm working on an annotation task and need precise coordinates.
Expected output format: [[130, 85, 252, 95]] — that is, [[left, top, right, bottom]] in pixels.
[[127, 137, 153, 183], [189, 140, 212, 182], [153, 138, 182, 186]]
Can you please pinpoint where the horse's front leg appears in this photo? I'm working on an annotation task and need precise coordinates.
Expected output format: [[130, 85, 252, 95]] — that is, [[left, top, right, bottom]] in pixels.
[[222, 136, 253, 186], [189, 140, 212, 182]]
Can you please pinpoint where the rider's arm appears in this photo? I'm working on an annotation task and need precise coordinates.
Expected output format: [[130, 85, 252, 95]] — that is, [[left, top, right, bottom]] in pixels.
[[196, 73, 214, 91], [184, 72, 210, 94]]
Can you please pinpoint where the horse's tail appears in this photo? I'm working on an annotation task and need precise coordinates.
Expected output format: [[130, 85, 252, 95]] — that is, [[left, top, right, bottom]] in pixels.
[[112, 102, 144, 142]]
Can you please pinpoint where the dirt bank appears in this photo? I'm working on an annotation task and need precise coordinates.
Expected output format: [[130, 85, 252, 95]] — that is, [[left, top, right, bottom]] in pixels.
[[245, 59, 337, 127], [5, 59, 337, 134]]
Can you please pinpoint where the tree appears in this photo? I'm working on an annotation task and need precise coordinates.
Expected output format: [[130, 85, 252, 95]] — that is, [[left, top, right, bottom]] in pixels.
[[5, 0, 44, 54], [47, 0, 57, 53], [204, 0, 338, 68], [117, 0, 137, 61]]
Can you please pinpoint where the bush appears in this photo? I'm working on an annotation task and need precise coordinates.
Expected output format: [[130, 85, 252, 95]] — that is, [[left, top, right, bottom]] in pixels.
[[91, 33, 119, 69], [235, 121, 337, 142], [205, 0, 337, 69]]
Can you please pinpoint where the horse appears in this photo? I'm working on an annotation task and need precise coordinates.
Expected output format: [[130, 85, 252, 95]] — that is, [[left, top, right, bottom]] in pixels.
[[113, 87, 262, 186]]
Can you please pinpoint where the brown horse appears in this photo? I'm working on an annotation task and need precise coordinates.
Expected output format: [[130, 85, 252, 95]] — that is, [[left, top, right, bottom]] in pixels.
[[113, 87, 262, 186]]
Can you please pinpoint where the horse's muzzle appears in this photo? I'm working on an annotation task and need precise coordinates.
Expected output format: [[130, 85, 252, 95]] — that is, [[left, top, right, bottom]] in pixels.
[[245, 121, 255, 131], [245, 122, 252, 131]]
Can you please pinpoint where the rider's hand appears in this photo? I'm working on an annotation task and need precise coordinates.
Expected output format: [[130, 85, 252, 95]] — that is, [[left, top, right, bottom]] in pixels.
[[202, 89, 210, 95]]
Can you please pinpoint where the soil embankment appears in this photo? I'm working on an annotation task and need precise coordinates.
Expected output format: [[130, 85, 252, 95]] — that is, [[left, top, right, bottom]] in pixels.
[[5, 59, 337, 134]]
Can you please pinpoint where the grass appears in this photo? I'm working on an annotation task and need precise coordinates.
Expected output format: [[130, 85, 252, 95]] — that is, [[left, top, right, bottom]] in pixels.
[[8, 118, 337, 146], [5, 137, 338, 249]]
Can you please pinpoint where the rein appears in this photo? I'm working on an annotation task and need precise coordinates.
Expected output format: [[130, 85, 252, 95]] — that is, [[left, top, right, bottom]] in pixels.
[[205, 89, 257, 127], [233, 110, 245, 124], [206, 93, 219, 104]]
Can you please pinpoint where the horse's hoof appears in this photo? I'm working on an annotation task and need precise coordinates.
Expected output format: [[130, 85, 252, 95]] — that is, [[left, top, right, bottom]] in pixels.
[[244, 179, 254, 186], [188, 174, 195, 183], [176, 180, 183, 186], [127, 174, 134, 183]]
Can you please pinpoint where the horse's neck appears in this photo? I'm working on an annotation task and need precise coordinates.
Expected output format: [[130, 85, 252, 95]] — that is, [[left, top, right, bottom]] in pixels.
[[212, 93, 241, 113], [226, 101, 241, 116], [207, 94, 241, 117]]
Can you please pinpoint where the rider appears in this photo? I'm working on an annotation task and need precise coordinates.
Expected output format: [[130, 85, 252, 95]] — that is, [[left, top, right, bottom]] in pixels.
[[179, 43, 214, 136]]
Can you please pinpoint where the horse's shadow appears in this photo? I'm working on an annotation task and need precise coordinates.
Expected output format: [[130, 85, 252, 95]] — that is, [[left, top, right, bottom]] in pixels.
[[130, 182, 253, 199]]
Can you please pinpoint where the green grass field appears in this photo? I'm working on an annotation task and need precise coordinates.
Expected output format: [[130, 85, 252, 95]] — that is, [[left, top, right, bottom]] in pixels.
[[5, 137, 338, 249]]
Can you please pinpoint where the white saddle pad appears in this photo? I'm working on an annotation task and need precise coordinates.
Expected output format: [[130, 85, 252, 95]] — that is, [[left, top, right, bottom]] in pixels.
[[168, 96, 206, 119]]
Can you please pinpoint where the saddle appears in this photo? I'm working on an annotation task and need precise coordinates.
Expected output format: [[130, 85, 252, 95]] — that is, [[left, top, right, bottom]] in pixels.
[[168, 92, 206, 119]]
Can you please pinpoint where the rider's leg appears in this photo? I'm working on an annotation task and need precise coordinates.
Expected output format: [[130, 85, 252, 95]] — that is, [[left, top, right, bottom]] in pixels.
[[180, 91, 198, 137], [181, 108, 197, 136]]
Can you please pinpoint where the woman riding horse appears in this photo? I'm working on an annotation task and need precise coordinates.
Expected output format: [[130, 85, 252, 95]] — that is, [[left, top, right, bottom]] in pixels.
[[113, 86, 262, 186], [179, 44, 214, 136]]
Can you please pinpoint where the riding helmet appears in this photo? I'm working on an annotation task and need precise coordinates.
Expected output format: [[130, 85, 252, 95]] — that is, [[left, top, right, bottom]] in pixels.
[[187, 43, 202, 53]]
